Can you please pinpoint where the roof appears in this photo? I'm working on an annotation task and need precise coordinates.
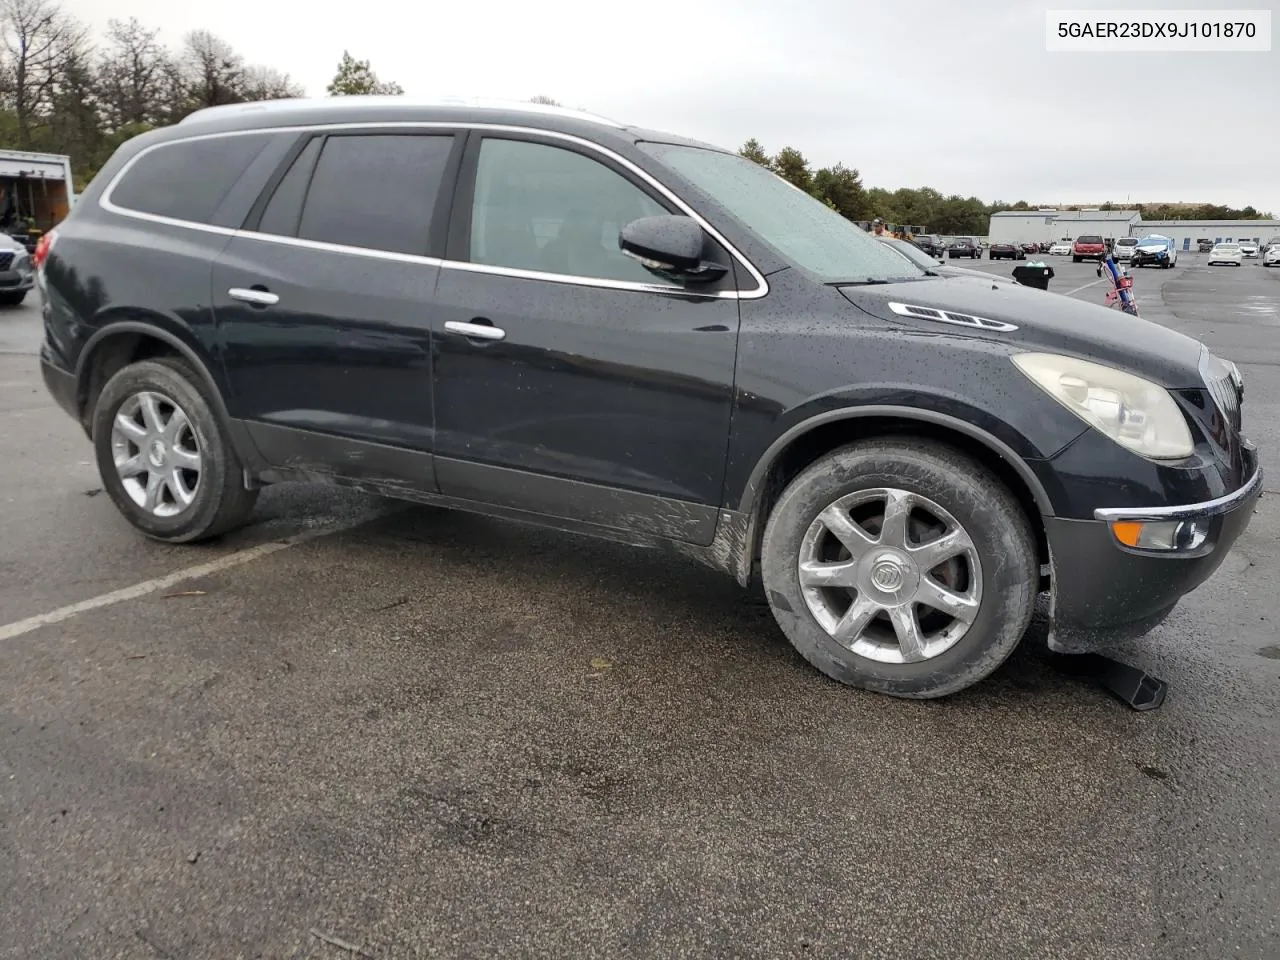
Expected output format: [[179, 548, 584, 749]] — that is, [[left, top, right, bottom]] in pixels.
[[1050, 210, 1141, 221], [179, 95, 626, 130], [990, 209, 1140, 220], [134, 95, 729, 159]]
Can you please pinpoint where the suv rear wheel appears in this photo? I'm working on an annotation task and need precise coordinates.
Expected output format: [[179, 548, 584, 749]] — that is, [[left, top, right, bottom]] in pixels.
[[760, 439, 1038, 698], [91, 357, 258, 542]]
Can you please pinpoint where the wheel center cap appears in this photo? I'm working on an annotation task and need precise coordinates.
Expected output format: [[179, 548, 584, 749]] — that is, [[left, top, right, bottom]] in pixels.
[[148, 439, 167, 468], [871, 558, 906, 591]]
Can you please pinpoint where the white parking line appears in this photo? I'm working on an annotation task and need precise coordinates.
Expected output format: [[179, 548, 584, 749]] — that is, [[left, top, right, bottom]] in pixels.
[[0, 507, 400, 643], [1063, 277, 1107, 296]]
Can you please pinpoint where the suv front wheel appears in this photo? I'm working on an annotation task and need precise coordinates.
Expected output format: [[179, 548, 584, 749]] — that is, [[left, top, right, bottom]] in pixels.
[[91, 357, 259, 542], [761, 439, 1038, 698]]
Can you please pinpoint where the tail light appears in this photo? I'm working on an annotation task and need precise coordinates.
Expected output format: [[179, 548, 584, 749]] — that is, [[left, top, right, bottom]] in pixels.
[[32, 229, 56, 269]]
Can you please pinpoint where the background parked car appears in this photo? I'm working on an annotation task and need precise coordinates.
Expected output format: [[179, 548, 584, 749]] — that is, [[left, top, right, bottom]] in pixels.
[[1238, 240, 1259, 259], [1131, 235, 1178, 269], [988, 242, 1021, 261], [947, 237, 981, 259], [0, 234, 33, 305], [1019, 243, 1040, 257], [1208, 242, 1243, 266], [1071, 235, 1106, 262], [1048, 240, 1072, 256], [1264, 244, 1280, 267], [912, 234, 945, 257], [1113, 237, 1138, 261], [1197, 239, 1213, 252]]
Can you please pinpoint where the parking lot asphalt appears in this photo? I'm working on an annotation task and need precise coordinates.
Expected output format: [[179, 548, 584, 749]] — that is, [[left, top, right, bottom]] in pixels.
[[2, 258, 1277, 959]]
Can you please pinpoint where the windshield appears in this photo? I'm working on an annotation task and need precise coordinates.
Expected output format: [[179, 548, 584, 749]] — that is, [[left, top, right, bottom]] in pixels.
[[1137, 237, 1168, 246], [1116, 238, 1137, 245], [1217, 242, 1240, 248], [879, 238, 940, 270], [1077, 236, 1103, 244], [639, 143, 926, 283]]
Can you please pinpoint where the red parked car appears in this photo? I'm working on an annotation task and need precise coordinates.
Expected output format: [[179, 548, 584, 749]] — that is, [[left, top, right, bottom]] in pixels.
[[1072, 235, 1106, 263]]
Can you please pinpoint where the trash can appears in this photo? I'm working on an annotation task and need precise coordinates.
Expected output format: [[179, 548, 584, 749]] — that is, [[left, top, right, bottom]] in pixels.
[[1012, 263, 1054, 290]]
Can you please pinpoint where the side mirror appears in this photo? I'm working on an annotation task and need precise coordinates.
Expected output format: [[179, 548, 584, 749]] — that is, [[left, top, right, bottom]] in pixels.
[[619, 215, 726, 283]]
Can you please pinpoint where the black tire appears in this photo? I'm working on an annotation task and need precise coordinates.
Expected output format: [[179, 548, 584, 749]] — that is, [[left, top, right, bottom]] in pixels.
[[1072, 256, 1080, 263], [91, 357, 259, 542], [0, 290, 27, 306], [760, 439, 1038, 699]]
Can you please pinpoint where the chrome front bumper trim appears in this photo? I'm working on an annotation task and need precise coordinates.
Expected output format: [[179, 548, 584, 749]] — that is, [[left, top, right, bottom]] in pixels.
[[1094, 450, 1263, 523]]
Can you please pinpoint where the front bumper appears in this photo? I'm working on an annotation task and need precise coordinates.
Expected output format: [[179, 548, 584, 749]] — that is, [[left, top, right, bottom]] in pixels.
[[1131, 252, 1169, 266], [1044, 444, 1263, 652], [0, 269, 33, 291]]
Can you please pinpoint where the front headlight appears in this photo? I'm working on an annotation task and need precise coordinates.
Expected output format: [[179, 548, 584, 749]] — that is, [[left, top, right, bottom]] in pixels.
[[1012, 353, 1194, 459]]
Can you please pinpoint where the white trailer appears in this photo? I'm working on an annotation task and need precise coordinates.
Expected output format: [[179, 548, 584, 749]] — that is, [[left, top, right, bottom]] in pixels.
[[0, 150, 75, 238]]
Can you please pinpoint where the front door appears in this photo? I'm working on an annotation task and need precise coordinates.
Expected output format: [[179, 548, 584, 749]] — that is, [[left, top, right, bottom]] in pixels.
[[430, 134, 742, 545], [212, 130, 460, 479]]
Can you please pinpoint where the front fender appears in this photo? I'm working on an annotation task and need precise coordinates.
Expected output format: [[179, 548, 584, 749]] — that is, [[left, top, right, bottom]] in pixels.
[[733, 399, 1067, 520]]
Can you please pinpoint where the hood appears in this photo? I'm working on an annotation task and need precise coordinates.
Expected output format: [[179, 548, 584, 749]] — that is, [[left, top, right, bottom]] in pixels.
[[935, 264, 1016, 284], [837, 273, 1206, 387], [1135, 240, 1170, 252]]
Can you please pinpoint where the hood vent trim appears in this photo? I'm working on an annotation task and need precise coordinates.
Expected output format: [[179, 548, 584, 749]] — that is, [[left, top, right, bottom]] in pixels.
[[887, 301, 1018, 333]]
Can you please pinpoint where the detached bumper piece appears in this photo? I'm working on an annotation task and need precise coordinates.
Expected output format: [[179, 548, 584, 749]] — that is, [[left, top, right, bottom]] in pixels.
[[1053, 653, 1168, 711]]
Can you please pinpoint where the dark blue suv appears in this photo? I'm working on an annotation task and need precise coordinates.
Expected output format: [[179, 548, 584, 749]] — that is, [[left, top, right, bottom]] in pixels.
[[35, 97, 1261, 699]]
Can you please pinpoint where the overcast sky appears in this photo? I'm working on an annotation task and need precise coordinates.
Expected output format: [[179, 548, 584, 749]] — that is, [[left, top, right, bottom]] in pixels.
[[62, 0, 1280, 215]]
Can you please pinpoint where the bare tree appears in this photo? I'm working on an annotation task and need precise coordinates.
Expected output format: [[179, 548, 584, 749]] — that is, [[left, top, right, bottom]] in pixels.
[[96, 17, 169, 129], [0, 0, 88, 147], [241, 64, 303, 101], [179, 29, 243, 109]]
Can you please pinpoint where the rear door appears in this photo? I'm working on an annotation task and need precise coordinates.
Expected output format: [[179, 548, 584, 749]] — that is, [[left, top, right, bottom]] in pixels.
[[211, 129, 463, 483]]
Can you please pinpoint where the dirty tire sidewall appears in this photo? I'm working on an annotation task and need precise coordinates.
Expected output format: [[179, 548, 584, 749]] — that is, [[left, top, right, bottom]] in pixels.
[[761, 439, 1038, 699], [92, 358, 256, 543]]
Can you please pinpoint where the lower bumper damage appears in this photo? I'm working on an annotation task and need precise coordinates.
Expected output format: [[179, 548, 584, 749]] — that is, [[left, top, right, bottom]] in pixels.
[[1044, 445, 1263, 654]]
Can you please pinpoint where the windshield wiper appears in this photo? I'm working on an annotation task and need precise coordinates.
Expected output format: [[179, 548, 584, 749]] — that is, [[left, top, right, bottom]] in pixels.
[[831, 276, 928, 286]]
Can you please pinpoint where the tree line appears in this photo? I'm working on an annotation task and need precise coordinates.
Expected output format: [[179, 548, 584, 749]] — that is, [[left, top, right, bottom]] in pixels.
[[0, 0, 1271, 226], [739, 140, 1273, 233], [0, 0, 404, 185]]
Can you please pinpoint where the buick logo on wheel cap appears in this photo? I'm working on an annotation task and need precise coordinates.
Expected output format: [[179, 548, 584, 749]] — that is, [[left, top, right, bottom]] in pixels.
[[871, 558, 905, 591]]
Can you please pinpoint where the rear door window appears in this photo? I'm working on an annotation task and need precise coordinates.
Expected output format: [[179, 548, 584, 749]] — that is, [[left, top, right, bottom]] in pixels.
[[108, 133, 275, 224], [256, 137, 322, 238], [258, 133, 454, 256]]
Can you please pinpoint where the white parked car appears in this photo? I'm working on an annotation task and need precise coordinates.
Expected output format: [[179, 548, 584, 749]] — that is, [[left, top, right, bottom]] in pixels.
[[1238, 240, 1259, 258], [1048, 240, 1072, 255], [1112, 237, 1138, 261], [1208, 242, 1243, 266], [1264, 244, 1280, 267]]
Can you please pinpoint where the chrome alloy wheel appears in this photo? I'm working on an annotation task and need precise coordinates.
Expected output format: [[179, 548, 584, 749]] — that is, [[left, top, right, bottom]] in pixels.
[[109, 390, 202, 517], [797, 487, 983, 664]]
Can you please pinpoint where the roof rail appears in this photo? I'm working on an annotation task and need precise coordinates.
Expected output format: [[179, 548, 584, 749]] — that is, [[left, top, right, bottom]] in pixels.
[[178, 95, 625, 128]]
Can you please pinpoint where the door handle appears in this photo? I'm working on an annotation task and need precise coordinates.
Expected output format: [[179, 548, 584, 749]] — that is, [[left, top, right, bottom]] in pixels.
[[444, 320, 506, 342], [228, 287, 279, 306]]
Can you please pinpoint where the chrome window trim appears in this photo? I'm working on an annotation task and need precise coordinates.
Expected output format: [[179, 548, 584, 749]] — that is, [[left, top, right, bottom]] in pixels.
[[98, 121, 769, 301]]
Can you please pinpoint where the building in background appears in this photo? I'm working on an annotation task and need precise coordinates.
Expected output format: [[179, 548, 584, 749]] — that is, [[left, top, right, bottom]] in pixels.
[[988, 209, 1141, 245], [1130, 219, 1280, 251], [989, 207, 1280, 253]]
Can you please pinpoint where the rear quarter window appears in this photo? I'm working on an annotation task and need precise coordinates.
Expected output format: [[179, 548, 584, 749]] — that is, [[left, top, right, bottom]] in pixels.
[[107, 133, 275, 224]]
